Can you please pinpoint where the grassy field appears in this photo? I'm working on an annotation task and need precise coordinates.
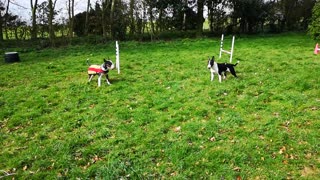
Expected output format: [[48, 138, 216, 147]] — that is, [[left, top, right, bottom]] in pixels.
[[0, 33, 319, 179]]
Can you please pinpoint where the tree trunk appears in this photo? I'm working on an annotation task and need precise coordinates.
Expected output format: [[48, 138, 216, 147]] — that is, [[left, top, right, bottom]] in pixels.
[[4, 0, 10, 40], [30, 0, 38, 40], [110, 0, 115, 39], [142, 1, 147, 35], [157, 7, 163, 32], [85, 0, 90, 36], [68, 0, 75, 38], [207, 0, 214, 32], [0, 7, 3, 41], [183, 0, 188, 30], [129, 0, 135, 36], [101, 0, 108, 38], [196, 0, 204, 36], [14, 27, 18, 40], [148, 2, 154, 40], [48, 0, 57, 46]]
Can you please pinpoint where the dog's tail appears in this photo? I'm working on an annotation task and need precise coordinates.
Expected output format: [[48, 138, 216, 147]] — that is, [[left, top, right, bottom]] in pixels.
[[86, 59, 91, 66], [233, 58, 242, 66], [233, 61, 240, 66]]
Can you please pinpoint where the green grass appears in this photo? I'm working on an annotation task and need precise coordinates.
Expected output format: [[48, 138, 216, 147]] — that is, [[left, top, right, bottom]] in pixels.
[[0, 33, 319, 179]]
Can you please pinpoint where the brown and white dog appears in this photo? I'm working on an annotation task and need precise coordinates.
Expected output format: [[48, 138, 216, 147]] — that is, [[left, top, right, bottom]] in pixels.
[[207, 56, 239, 83], [87, 58, 115, 87]]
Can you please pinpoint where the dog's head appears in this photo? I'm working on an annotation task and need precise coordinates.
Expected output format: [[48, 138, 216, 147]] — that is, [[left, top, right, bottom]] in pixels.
[[207, 56, 215, 69], [102, 58, 115, 71]]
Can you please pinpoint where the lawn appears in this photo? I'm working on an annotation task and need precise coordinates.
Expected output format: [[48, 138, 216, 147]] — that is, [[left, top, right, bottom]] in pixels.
[[0, 33, 319, 179]]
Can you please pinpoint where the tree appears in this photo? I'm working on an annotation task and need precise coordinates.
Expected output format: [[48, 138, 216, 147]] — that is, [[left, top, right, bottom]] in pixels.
[[101, 0, 107, 38], [74, 2, 102, 37], [30, 0, 38, 40], [67, 0, 75, 38], [300, 0, 316, 30], [168, 0, 197, 31], [85, 0, 90, 35], [48, 0, 58, 46], [275, 0, 315, 31], [110, 0, 115, 38], [37, 1, 49, 38], [0, 2, 5, 41], [207, 0, 227, 34], [196, 0, 204, 36], [128, 0, 135, 36], [7, 15, 27, 40], [146, 0, 155, 39], [4, 0, 10, 39], [74, 11, 86, 36], [111, 0, 128, 40], [308, 0, 320, 39], [228, 0, 274, 34]]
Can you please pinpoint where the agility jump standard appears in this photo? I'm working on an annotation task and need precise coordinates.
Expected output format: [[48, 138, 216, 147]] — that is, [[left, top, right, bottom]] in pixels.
[[219, 34, 235, 63], [116, 41, 120, 74]]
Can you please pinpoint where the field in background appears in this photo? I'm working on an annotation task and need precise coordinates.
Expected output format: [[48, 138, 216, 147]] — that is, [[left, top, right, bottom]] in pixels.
[[0, 33, 319, 179]]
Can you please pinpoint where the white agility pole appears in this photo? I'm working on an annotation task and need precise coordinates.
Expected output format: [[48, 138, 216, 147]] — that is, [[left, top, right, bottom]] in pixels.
[[116, 41, 120, 74], [219, 34, 235, 63]]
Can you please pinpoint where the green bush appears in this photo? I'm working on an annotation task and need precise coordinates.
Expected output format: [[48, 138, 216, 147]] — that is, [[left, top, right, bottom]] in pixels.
[[308, 1, 320, 39]]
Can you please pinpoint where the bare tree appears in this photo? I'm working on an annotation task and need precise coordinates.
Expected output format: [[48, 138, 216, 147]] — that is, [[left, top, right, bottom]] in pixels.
[[85, 0, 90, 35], [101, 0, 109, 38], [196, 0, 204, 36], [101, 0, 115, 38], [145, 0, 155, 40], [67, 0, 74, 38], [182, 0, 188, 30], [129, 0, 135, 36], [0, 1, 5, 41], [48, 0, 57, 46], [110, 0, 115, 38], [30, 0, 38, 40], [4, 0, 10, 39]]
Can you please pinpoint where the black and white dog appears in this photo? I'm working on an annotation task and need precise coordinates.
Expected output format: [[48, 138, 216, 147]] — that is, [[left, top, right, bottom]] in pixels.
[[87, 58, 115, 87], [207, 56, 239, 83]]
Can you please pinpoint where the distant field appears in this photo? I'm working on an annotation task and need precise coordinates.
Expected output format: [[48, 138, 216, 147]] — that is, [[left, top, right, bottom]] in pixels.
[[0, 33, 319, 179]]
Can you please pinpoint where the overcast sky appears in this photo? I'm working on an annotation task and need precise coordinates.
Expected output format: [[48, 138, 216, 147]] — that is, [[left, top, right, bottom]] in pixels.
[[8, 0, 87, 23]]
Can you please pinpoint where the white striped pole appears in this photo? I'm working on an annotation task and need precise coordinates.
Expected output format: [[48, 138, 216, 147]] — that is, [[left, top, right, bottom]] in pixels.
[[219, 34, 224, 58], [229, 35, 235, 63], [116, 41, 120, 74]]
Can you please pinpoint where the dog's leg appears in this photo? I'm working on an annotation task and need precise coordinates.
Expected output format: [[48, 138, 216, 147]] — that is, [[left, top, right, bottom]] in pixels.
[[88, 75, 94, 82], [218, 74, 222, 83], [222, 72, 226, 80], [210, 69, 215, 81], [230, 68, 238, 77], [98, 74, 102, 87], [105, 74, 111, 85]]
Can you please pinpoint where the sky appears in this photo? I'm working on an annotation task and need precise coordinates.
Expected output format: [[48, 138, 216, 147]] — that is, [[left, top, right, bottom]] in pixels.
[[8, 0, 88, 23]]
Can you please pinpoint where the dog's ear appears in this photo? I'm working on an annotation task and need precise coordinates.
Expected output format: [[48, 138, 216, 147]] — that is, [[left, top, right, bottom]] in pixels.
[[212, 56, 215, 60], [104, 59, 107, 62]]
